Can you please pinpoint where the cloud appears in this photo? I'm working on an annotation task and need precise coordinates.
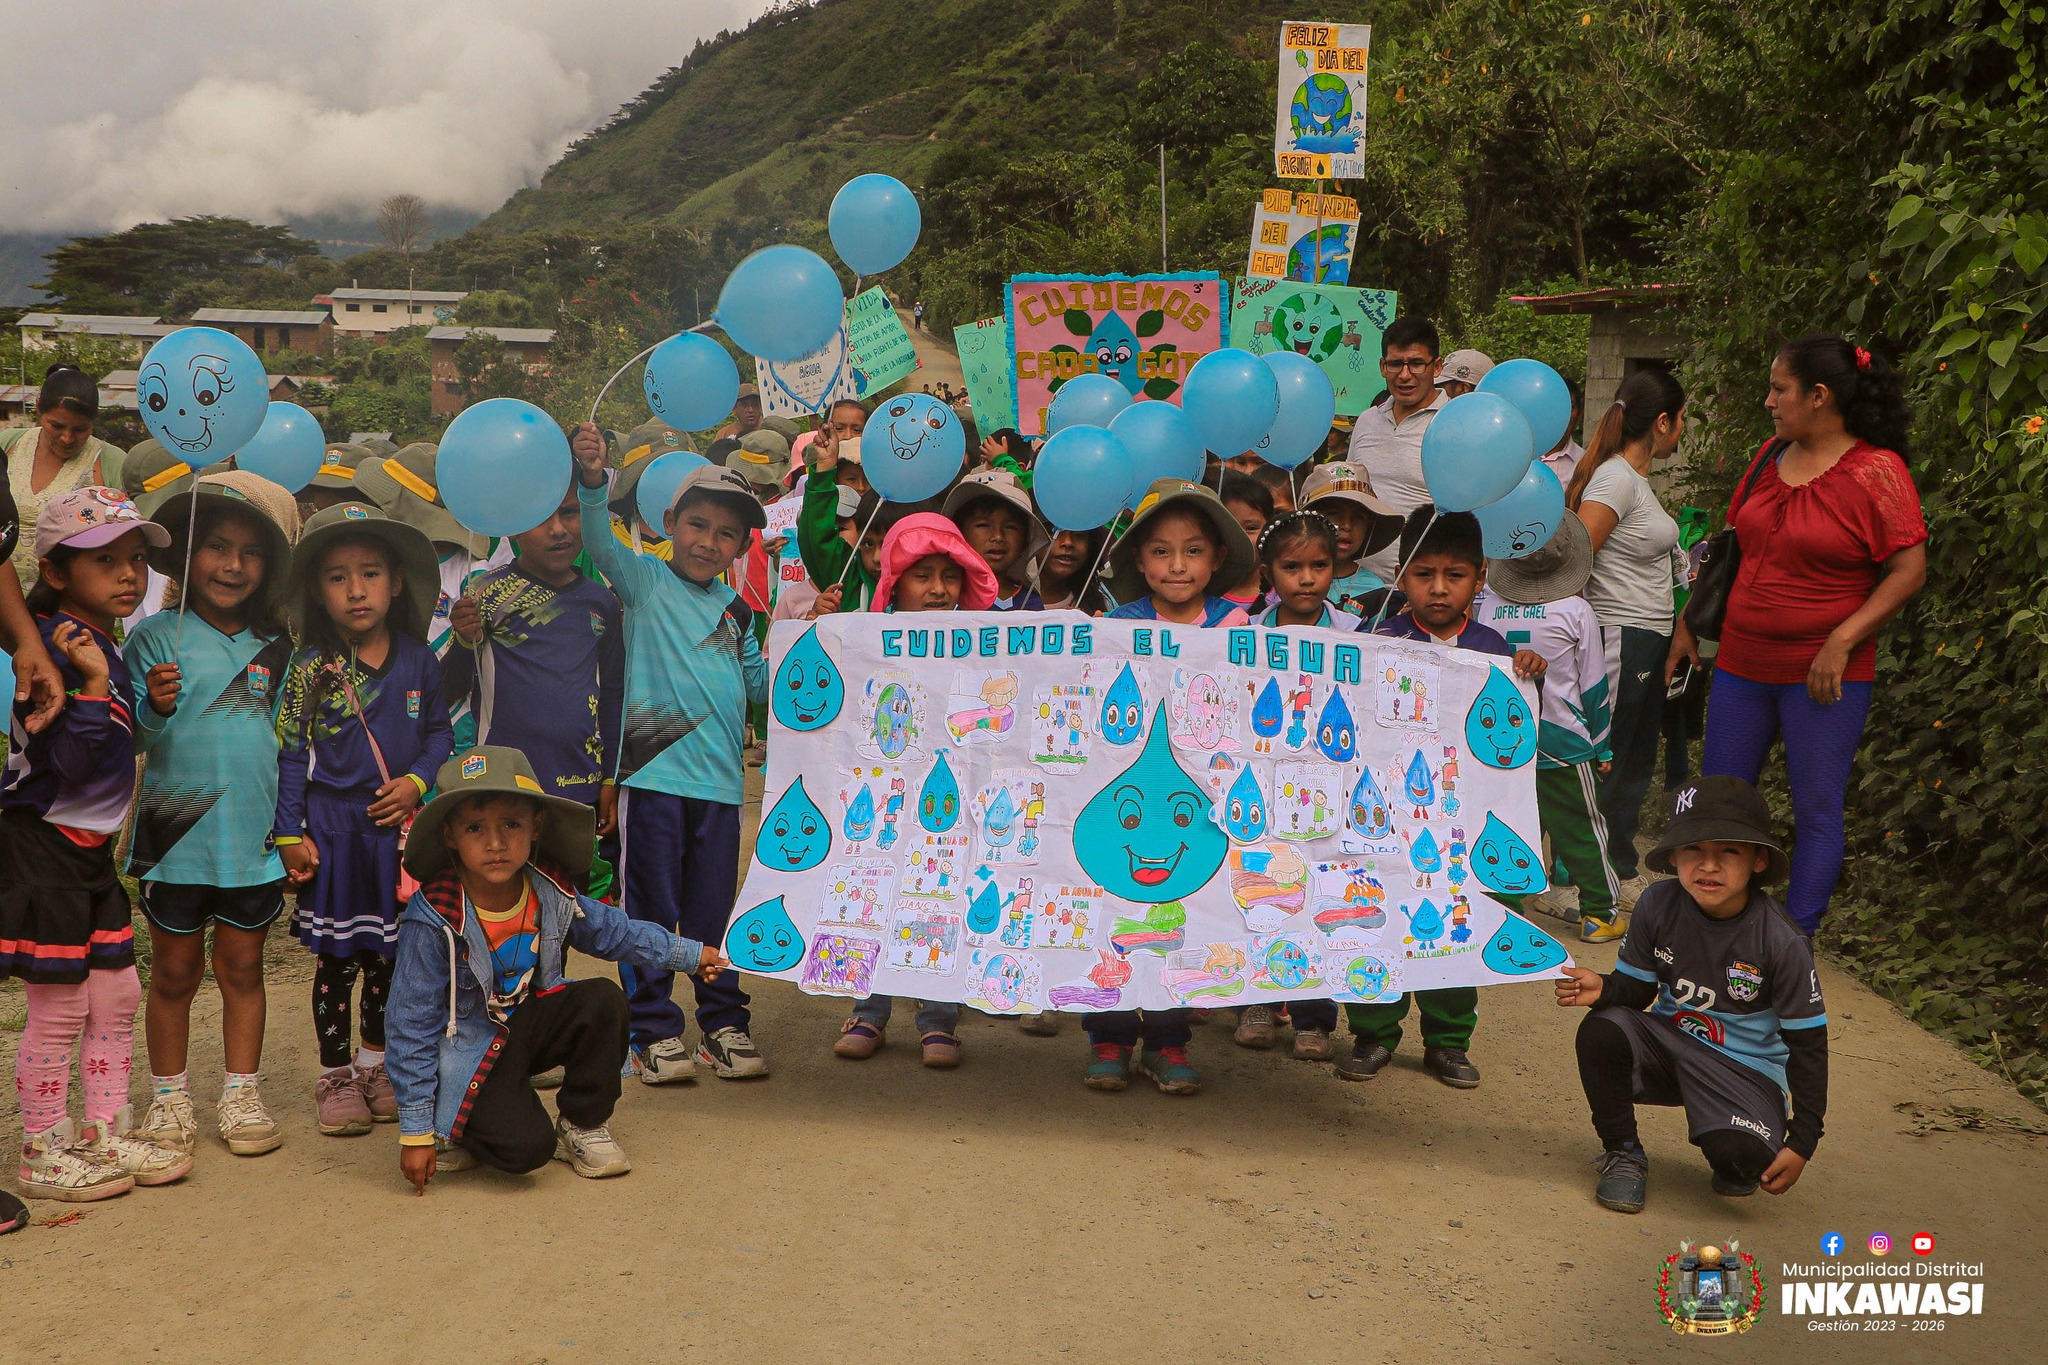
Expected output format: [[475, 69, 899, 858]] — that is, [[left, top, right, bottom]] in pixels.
[[0, 0, 771, 233]]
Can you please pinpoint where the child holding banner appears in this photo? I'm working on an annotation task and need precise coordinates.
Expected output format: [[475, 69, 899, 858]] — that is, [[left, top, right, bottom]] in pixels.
[[1337, 509, 1545, 1090], [571, 424, 771, 1084], [832, 513, 998, 1067], [1088, 479, 1258, 1094]]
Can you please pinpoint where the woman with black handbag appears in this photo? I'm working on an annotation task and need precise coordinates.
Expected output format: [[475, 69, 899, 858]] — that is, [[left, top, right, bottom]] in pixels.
[[1565, 369, 1689, 909], [1666, 336, 1926, 936]]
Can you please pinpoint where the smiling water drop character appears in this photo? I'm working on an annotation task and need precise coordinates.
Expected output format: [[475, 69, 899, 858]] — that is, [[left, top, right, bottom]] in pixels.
[[1350, 766, 1393, 838], [843, 783, 877, 842], [1316, 688, 1357, 762], [760, 778, 830, 871], [1075, 702, 1227, 903], [1409, 827, 1442, 877], [1223, 764, 1269, 843], [967, 879, 1004, 935], [918, 749, 962, 832], [1481, 914, 1569, 975], [982, 787, 1019, 849], [1465, 666, 1534, 768], [1404, 749, 1436, 816], [773, 625, 845, 732], [1101, 664, 1144, 745], [726, 897, 804, 972], [1472, 813, 1546, 894], [1250, 678, 1284, 742]]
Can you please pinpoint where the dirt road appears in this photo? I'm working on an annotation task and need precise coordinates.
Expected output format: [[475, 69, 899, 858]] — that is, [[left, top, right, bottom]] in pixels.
[[5, 777, 2043, 1363]]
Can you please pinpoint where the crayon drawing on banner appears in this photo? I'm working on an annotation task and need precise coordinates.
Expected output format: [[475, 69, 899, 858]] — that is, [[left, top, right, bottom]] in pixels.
[[1274, 21, 1371, 180], [1247, 188, 1357, 285], [953, 317, 1019, 435], [1005, 273, 1227, 437], [1229, 277, 1397, 418], [729, 614, 1572, 1014]]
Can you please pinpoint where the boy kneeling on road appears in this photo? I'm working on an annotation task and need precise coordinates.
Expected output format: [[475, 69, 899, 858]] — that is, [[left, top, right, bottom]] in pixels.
[[1555, 775, 1827, 1214], [386, 746, 724, 1193]]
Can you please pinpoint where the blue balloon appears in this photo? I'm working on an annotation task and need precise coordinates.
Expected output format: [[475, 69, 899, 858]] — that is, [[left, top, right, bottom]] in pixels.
[[1421, 392, 1535, 512], [1254, 351, 1337, 470], [136, 327, 269, 468], [234, 402, 325, 491], [1046, 373, 1133, 434], [716, 245, 845, 363], [1034, 426, 1134, 531], [1109, 401, 1204, 506], [644, 333, 740, 431], [437, 398, 574, 537], [1476, 358, 1573, 456], [828, 174, 922, 276], [1474, 461, 1567, 559], [636, 450, 712, 530], [864, 393, 965, 503], [1179, 348, 1279, 456]]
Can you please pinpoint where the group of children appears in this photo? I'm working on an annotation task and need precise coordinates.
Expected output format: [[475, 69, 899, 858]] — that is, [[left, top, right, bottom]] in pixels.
[[1, 377, 1826, 1224]]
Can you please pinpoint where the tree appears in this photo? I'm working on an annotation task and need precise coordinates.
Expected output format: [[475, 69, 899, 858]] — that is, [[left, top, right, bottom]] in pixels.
[[36, 217, 323, 313], [377, 194, 432, 258]]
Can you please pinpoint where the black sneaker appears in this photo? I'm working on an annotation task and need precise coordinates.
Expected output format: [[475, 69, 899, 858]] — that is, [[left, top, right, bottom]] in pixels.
[[1594, 1144, 1649, 1213], [1333, 1041, 1393, 1081], [1, 1187, 27, 1235], [1710, 1168, 1759, 1197], [1423, 1045, 1481, 1089]]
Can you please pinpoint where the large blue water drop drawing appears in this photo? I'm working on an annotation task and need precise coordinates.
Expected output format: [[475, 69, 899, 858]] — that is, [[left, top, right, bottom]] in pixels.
[[1101, 664, 1143, 745], [1482, 914, 1568, 975], [1251, 678, 1284, 739], [1075, 702, 1227, 903], [1472, 812, 1546, 894], [842, 783, 876, 842], [773, 626, 844, 732], [1350, 766, 1393, 838], [1223, 764, 1268, 843], [1316, 687, 1357, 762], [1409, 827, 1442, 876], [1404, 749, 1436, 815], [918, 750, 961, 832], [726, 897, 803, 972], [760, 778, 830, 872], [1465, 666, 1535, 769]]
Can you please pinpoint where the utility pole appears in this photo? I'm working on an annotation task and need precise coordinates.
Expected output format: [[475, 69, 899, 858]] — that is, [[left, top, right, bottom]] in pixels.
[[1158, 144, 1169, 271]]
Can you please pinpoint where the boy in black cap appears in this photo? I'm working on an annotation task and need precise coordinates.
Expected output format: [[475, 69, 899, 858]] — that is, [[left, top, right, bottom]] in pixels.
[[1555, 775, 1828, 1213]]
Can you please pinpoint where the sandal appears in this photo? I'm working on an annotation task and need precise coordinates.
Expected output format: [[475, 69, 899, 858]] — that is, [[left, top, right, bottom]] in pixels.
[[833, 1019, 884, 1059], [920, 1031, 962, 1069]]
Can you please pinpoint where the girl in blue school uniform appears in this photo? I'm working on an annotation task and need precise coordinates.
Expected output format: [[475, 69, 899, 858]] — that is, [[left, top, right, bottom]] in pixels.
[[273, 502, 451, 1138]]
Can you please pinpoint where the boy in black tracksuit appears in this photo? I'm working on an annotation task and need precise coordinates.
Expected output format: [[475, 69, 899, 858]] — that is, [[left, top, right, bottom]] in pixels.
[[1556, 775, 1828, 1213]]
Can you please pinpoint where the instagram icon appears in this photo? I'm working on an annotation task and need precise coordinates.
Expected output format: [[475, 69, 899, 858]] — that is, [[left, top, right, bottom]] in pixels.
[[1868, 1232, 1892, 1255]]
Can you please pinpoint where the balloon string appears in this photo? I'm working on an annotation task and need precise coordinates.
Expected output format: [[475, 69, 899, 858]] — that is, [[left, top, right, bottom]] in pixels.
[[170, 488, 201, 655], [1367, 507, 1436, 635], [583, 319, 722, 426], [834, 497, 888, 594]]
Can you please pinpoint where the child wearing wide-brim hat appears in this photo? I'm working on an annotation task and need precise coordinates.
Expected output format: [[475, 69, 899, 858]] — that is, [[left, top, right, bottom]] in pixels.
[[286, 502, 440, 638], [351, 442, 489, 559], [1102, 477, 1257, 621], [384, 746, 724, 1189]]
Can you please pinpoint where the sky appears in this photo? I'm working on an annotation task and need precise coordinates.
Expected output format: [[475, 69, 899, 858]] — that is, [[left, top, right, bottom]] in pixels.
[[0, 0, 773, 233]]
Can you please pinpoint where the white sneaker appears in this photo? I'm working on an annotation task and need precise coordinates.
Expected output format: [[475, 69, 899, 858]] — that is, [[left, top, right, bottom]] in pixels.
[[434, 1137, 479, 1172], [696, 1026, 769, 1079], [136, 1090, 198, 1153], [554, 1116, 631, 1178], [216, 1085, 283, 1156], [84, 1108, 193, 1186], [19, 1119, 136, 1202], [1615, 873, 1659, 912], [633, 1035, 697, 1085]]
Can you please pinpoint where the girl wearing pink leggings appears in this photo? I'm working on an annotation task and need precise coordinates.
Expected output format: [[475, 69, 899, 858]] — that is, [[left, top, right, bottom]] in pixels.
[[2, 489, 191, 1204]]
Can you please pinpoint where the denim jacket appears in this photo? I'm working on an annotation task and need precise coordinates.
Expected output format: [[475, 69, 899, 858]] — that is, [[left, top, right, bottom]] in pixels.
[[385, 864, 703, 1140]]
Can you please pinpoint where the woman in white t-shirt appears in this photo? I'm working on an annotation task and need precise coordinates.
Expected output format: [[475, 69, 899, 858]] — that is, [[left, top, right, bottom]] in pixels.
[[1564, 369, 1686, 904]]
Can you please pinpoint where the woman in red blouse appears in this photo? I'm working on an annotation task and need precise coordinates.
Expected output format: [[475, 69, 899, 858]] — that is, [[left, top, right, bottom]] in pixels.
[[1668, 336, 1927, 934]]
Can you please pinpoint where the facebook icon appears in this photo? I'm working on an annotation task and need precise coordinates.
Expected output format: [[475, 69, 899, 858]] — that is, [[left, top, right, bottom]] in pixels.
[[1820, 1232, 1845, 1256]]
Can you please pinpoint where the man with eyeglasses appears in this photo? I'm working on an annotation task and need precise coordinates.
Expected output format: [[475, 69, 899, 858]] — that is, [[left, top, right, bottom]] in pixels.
[[1345, 316, 1447, 579]]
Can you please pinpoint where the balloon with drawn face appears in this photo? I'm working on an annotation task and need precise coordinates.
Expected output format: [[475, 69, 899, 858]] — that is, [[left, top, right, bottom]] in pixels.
[[137, 327, 268, 467], [865, 394, 963, 503]]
